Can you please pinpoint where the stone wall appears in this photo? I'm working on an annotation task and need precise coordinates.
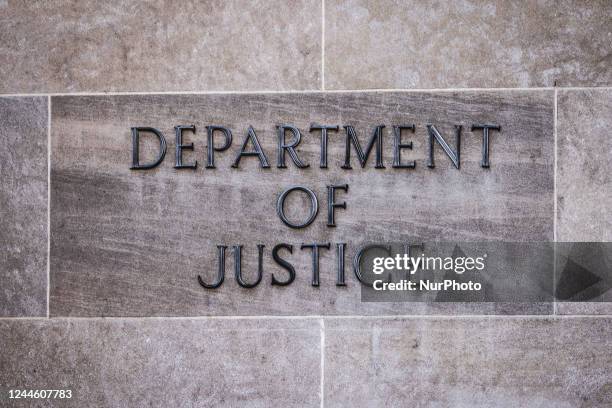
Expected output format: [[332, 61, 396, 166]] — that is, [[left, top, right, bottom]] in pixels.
[[0, 1, 610, 406]]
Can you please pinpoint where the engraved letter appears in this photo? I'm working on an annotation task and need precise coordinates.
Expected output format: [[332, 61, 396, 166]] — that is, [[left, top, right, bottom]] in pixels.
[[310, 124, 339, 168], [342, 125, 385, 169], [276, 186, 319, 229], [301, 243, 331, 286], [392, 124, 416, 168], [233, 245, 264, 288], [232, 126, 270, 168], [206, 126, 233, 168], [471, 124, 500, 168], [336, 243, 347, 286], [277, 125, 309, 168], [327, 184, 348, 227], [174, 125, 197, 169], [130, 127, 167, 170], [271, 244, 296, 286], [197, 245, 226, 289], [427, 124, 461, 169]]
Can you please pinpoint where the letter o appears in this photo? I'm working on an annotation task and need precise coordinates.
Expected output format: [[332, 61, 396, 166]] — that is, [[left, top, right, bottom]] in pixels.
[[276, 186, 319, 229]]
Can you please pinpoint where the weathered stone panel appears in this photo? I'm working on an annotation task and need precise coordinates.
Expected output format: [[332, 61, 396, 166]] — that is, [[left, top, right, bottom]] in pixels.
[[50, 91, 553, 316]]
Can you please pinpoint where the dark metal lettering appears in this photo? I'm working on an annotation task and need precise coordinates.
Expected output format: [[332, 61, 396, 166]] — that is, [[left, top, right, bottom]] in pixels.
[[392, 124, 416, 168], [341, 125, 385, 169], [327, 184, 348, 227], [197, 245, 226, 289], [301, 243, 331, 286], [174, 125, 197, 169], [353, 244, 391, 284], [427, 124, 461, 169], [276, 186, 319, 229], [205, 125, 233, 168], [310, 124, 339, 168], [336, 243, 346, 286], [277, 124, 309, 168], [130, 127, 167, 170], [232, 126, 270, 168], [271, 243, 296, 286], [471, 124, 500, 168], [233, 244, 264, 288]]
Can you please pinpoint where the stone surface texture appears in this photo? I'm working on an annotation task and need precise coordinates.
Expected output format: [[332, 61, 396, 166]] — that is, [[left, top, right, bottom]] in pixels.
[[0, 318, 321, 407], [325, 0, 612, 89], [556, 89, 612, 314], [557, 89, 612, 242], [324, 317, 612, 407], [0, 0, 321, 93], [50, 91, 553, 316], [0, 1, 611, 407], [0, 97, 48, 316]]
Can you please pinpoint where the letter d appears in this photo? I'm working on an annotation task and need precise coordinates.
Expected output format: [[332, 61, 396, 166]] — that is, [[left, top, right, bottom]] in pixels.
[[130, 127, 167, 169]]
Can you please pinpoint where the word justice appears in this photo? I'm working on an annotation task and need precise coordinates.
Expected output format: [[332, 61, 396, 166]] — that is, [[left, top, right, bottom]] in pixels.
[[197, 243, 404, 289], [130, 123, 501, 170]]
